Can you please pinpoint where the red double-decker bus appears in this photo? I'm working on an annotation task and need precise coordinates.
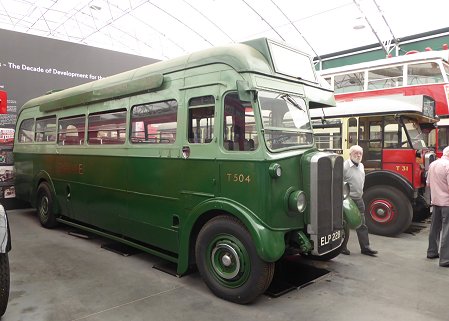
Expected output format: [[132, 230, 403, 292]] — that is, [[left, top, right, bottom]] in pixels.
[[319, 48, 449, 157], [310, 94, 437, 236]]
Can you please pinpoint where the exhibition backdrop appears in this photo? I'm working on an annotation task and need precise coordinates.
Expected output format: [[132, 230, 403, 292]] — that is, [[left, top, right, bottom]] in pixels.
[[0, 28, 159, 201]]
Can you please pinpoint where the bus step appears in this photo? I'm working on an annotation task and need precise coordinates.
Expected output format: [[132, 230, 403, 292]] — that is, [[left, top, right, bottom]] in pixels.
[[68, 230, 97, 239], [153, 261, 179, 277], [101, 242, 142, 257], [265, 256, 330, 298]]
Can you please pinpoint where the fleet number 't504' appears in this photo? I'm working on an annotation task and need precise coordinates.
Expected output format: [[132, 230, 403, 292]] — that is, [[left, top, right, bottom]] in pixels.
[[226, 173, 251, 183]]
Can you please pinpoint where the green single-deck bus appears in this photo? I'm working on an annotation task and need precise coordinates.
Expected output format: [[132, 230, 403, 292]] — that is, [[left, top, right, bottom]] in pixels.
[[13, 38, 359, 304]]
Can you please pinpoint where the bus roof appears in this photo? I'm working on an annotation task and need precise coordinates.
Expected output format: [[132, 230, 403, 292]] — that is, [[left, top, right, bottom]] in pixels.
[[319, 50, 449, 76], [309, 94, 436, 120], [21, 38, 318, 113]]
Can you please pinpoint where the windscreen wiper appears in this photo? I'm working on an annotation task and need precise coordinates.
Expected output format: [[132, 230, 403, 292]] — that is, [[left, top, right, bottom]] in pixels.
[[280, 94, 305, 112]]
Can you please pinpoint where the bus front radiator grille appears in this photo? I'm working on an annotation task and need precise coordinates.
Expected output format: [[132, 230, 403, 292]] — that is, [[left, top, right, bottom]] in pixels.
[[308, 152, 344, 254]]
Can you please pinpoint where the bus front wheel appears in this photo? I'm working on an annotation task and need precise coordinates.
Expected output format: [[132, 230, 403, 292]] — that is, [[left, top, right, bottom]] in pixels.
[[195, 215, 274, 304], [363, 185, 412, 236], [37, 182, 58, 228], [0, 253, 9, 317]]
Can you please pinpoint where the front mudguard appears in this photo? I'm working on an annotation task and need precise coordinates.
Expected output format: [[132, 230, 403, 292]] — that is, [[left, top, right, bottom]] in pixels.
[[343, 198, 362, 229]]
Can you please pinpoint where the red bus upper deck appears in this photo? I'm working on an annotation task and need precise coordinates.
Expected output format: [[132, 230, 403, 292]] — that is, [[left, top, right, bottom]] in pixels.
[[318, 49, 449, 156]]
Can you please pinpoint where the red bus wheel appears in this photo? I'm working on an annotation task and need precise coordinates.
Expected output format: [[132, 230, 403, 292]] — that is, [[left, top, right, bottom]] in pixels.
[[363, 185, 412, 236]]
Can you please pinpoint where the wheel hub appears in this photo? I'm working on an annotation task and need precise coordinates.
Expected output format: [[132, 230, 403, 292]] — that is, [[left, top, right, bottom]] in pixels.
[[369, 199, 395, 223], [211, 242, 241, 280], [40, 196, 49, 218], [221, 254, 232, 267]]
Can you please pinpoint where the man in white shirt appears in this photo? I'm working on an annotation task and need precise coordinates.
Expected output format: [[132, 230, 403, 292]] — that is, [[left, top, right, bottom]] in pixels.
[[426, 146, 449, 267], [341, 145, 378, 257]]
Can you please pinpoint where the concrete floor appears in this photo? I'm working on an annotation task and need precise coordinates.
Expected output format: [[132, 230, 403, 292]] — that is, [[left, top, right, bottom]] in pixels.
[[2, 208, 449, 321]]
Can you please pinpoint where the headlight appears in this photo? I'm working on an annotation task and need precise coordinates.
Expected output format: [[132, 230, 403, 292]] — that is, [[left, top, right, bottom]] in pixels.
[[269, 163, 282, 178], [288, 190, 307, 213], [343, 182, 350, 199]]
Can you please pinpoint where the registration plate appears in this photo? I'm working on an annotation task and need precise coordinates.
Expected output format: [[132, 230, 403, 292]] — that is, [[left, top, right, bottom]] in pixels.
[[317, 229, 342, 254]]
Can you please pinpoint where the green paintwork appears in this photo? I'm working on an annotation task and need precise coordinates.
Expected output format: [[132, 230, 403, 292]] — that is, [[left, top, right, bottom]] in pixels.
[[14, 38, 343, 278], [343, 198, 363, 229]]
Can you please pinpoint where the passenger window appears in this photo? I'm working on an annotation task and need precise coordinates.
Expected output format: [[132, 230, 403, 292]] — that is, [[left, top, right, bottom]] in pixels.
[[35, 116, 56, 142], [88, 109, 126, 145], [223, 92, 258, 151], [347, 117, 358, 147], [313, 119, 342, 151], [18, 118, 34, 143], [407, 62, 444, 85], [58, 115, 86, 145], [130, 100, 177, 144], [383, 118, 400, 148], [188, 96, 215, 144], [368, 66, 403, 89], [334, 71, 364, 93]]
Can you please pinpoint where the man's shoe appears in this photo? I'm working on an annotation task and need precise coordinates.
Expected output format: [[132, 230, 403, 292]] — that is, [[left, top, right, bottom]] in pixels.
[[440, 263, 449, 267], [341, 248, 350, 255], [427, 254, 439, 259], [361, 247, 378, 257]]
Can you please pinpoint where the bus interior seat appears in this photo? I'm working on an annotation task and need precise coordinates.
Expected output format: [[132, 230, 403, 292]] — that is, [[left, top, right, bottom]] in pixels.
[[248, 139, 255, 150], [224, 140, 234, 150]]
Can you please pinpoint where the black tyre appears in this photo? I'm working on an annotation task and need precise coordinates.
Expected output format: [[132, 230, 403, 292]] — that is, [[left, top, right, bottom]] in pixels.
[[195, 215, 274, 304], [0, 253, 10, 317], [363, 185, 412, 236], [37, 182, 58, 228], [412, 195, 431, 222]]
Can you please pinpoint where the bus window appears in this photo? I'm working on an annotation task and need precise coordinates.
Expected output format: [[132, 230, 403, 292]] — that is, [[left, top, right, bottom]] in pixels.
[[188, 96, 215, 144], [58, 115, 85, 145], [407, 62, 444, 85], [88, 109, 126, 145], [312, 119, 342, 151], [383, 117, 400, 148], [403, 118, 426, 149], [130, 100, 178, 144], [438, 126, 449, 152], [424, 127, 437, 149], [35, 116, 56, 142], [334, 71, 364, 93], [444, 64, 449, 81], [359, 119, 381, 168], [223, 92, 258, 151], [18, 118, 34, 143], [259, 92, 312, 150], [369, 121, 382, 148], [367, 66, 403, 90], [348, 117, 357, 147]]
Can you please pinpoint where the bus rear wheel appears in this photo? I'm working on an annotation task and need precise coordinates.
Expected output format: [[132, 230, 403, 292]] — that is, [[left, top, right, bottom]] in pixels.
[[363, 185, 412, 236], [195, 215, 274, 304], [37, 182, 58, 228]]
